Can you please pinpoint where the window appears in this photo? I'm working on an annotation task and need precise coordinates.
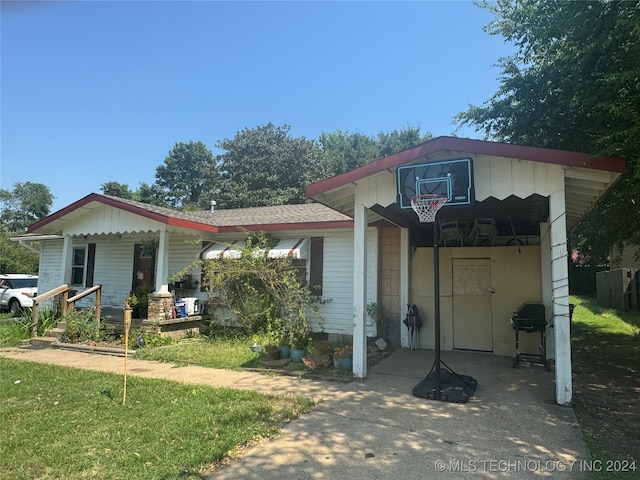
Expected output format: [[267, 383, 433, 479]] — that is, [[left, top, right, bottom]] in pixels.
[[71, 247, 86, 286]]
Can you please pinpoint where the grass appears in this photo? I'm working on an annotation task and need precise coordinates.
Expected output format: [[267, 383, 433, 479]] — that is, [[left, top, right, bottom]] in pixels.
[[0, 307, 60, 347], [135, 335, 264, 369], [570, 295, 640, 479], [134, 333, 354, 379], [0, 358, 314, 480]]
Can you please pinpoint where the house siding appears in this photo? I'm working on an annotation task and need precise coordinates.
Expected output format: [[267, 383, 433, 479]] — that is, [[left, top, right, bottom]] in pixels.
[[312, 228, 377, 336], [38, 239, 63, 298], [34, 220, 378, 337], [201, 228, 377, 336]]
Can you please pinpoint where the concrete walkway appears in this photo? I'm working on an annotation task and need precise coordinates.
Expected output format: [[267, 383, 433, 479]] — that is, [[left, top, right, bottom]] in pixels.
[[0, 347, 590, 479]]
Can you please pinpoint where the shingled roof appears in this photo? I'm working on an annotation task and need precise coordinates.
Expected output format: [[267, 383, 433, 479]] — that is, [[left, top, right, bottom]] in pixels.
[[27, 193, 353, 235]]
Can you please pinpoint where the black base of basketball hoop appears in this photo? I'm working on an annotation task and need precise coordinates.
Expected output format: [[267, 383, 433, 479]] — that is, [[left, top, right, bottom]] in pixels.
[[412, 360, 478, 403], [409, 194, 479, 403]]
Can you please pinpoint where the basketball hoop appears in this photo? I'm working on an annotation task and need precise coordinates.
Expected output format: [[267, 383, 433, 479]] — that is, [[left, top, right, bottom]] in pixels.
[[410, 194, 447, 223]]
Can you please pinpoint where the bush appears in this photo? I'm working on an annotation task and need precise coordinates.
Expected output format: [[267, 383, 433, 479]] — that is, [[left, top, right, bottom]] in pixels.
[[60, 308, 113, 343]]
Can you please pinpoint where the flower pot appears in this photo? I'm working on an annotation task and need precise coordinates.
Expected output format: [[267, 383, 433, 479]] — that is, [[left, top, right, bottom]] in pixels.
[[339, 357, 353, 371], [290, 348, 305, 363], [333, 357, 340, 368], [279, 345, 291, 359], [264, 344, 281, 360]]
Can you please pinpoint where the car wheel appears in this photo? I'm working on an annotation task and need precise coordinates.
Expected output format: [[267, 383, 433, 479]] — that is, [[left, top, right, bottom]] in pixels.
[[9, 299, 21, 315]]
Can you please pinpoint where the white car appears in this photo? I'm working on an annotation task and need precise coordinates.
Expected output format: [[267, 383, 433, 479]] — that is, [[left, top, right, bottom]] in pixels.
[[0, 274, 38, 314]]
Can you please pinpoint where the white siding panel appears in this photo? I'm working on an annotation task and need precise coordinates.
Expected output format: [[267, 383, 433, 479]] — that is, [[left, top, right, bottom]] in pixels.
[[489, 156, 513, 200], [93, 240, 136, 308], [65, 204, 164, 236], [312, 228, 377, 336], [358, 172, 396, 209], [316, 232, 354, 334], [534, 162, 549, 196], [473, 155, 491, 201], [511, 160, 535, 198], [474, 156, 566, 201], [38, 240, 64, 296]]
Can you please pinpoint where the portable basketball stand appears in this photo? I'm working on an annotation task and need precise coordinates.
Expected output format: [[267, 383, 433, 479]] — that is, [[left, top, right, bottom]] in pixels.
[[409, 194, 478, 403]]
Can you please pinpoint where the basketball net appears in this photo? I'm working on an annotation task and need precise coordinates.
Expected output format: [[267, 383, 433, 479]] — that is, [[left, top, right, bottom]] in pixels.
[[410, 194, 447, 223]]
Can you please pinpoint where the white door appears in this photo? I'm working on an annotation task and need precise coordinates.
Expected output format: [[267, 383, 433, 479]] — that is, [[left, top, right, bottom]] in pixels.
[[452, 258, 493, 351]]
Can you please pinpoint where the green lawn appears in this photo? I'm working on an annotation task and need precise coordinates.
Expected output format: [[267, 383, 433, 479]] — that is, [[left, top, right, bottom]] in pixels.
[[134, 335, 264, 369], [0, 359, 313, 480], [570, 295, 640, 479]]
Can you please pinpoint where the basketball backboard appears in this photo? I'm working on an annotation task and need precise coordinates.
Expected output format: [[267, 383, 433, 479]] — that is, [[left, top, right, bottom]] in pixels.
[[397, 157, 474, 209]]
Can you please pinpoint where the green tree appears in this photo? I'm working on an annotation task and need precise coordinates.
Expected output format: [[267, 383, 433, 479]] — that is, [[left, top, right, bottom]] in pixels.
[[214, 124, 329, 209], [101, 181, 135, 199], [0, 182, 53, 233], [155, 141, 217, 209], [319, 130, 381, 175], [134, 182, 168, 207], [377, 126, 433, 158], [319, 126, 432, 175], [0, 234, 39, 274], [457, 0, 640, 262]]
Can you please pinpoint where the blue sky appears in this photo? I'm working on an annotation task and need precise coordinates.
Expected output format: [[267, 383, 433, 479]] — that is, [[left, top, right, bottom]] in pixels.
[[1, 1, 514, 213]]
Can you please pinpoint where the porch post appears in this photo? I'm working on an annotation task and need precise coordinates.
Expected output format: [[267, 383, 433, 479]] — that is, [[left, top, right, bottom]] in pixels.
[[352, 202, 368, 379], [155, 228, 170, 293], [60, 235, 73, 285], [549, 190, 572, 405], [400, 227, 410, 348]]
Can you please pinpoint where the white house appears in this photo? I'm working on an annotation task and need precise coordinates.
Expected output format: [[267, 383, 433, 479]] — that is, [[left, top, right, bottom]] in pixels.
[[18, 136, 625, 405], [306, 136, 626, 405], [16, 196, 381, 337]]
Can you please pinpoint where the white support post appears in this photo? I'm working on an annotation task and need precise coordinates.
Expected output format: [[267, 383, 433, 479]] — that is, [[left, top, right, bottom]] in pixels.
[[60, 235, 73, 285], [155, 228, 170, 293], [352, 202, 368, 379], [400, 227, 410, 348], [549, 190, 572, 405]]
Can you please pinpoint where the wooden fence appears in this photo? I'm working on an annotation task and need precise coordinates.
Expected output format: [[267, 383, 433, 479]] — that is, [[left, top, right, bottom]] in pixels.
[[596, 269, 639, 311]]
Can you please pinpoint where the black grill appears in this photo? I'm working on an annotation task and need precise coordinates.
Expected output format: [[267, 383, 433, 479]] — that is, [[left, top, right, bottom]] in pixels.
[[510, 302, 549, 370], [510, 303, 546, 332]]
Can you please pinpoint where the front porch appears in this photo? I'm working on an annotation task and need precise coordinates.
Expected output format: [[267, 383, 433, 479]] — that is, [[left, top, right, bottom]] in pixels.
[[100, 307, 209, 339]]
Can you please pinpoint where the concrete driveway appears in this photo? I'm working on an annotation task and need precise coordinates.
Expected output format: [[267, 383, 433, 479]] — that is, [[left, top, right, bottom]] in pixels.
[[0, 347, 589, 479]]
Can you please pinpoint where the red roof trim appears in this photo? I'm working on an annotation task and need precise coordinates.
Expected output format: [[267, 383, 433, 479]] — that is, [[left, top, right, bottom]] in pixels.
[[27, 193, 221, 233], [306, 136, 627, 197]]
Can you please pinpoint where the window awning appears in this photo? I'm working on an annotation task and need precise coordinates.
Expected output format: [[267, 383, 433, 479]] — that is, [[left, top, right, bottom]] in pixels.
[[202, 241, 245, 259], [267, 238, 308, 259], [202, 238, 309, 260]]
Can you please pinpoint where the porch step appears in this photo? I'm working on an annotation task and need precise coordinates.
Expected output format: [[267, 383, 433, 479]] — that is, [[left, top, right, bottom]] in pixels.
[[30, 336, 59, 348], [45, 327, 66, 338]]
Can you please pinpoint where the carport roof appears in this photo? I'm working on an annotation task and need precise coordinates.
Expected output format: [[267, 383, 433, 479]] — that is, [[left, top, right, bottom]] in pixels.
[[306, 136, 626, 232]]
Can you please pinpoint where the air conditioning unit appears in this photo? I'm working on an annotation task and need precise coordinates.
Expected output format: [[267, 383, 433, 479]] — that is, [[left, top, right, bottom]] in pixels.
[[179, 297, 200, 316]]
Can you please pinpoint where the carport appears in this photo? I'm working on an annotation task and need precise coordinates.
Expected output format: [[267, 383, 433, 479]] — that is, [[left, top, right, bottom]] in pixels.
[[306, 136, 626, 405]]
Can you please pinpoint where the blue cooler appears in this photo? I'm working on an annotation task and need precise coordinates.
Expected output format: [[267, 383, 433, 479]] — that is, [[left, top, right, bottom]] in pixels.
[[175, 301, 186, 318]]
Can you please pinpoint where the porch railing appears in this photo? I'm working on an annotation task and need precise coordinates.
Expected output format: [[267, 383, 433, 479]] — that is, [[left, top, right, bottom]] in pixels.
[[31, 284, 102, 337]]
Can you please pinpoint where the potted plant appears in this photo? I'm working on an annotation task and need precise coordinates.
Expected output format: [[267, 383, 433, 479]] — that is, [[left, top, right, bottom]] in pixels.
[[126, 287, 150, 319], [333, 344, 353, 370], [286, 316, 311, 364]]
